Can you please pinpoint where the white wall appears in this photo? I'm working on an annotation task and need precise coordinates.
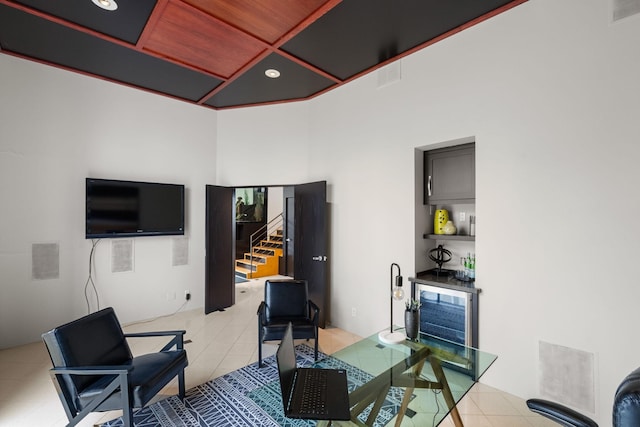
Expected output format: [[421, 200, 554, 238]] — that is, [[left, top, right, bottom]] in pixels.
[[267, 187, 284, 222], [215, 1, 640, 423], [217, 103, 311, 186], [0, 54, 217, 347]]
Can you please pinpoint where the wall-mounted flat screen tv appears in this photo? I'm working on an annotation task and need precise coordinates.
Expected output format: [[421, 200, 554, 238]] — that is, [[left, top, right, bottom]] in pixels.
[[86, 178, 185, 239]]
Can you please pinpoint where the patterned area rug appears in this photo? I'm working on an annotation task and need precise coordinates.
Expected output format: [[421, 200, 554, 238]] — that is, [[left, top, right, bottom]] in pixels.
[[101, 345, 407, 427]]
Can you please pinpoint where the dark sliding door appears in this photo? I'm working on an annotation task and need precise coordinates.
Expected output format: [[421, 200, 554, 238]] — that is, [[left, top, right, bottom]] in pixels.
[[205, 185, 235, 313]]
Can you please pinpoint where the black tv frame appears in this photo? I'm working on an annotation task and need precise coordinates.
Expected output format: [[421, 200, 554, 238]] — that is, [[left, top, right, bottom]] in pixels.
[[85, 178, 185, 239]]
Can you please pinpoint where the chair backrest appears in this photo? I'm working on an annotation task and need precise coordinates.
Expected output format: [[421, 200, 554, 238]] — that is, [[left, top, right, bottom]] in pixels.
[[613, 367, 640, 426], [42, 307, 133, 398], [264, 279, 309, 321]]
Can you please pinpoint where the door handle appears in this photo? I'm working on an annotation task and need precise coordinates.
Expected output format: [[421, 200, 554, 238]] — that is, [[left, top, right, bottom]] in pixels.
[[427, 175, 432, 197]]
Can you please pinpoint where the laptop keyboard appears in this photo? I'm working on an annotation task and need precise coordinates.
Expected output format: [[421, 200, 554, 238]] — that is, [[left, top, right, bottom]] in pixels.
[[299, 369, 328, 415]]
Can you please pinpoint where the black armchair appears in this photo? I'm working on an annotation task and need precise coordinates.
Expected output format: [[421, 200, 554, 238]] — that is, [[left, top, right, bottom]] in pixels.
[[257, 279, 319, 368], [42, 307, 188, 427], [527, 366, 640, 427]]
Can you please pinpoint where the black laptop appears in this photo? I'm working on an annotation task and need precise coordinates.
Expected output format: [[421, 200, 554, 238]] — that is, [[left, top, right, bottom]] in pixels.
[[276, 322, 351, 420]]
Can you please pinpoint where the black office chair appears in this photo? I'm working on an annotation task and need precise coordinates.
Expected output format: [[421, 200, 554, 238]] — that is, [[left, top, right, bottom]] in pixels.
[[42, 307, 188, 427], [257, 279, 319, 368], [527, 366, 640, 427]]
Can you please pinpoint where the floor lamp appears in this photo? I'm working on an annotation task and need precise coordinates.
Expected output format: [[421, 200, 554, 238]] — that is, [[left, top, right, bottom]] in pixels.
[[378, 262, 406, 344]]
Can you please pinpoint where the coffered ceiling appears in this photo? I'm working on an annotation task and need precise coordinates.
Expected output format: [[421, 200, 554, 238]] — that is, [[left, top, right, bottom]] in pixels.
[[0, 0, 526, 110]]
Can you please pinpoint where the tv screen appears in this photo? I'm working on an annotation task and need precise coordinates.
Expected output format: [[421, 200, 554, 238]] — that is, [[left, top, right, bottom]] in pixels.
[[86, 178, 185, 239]]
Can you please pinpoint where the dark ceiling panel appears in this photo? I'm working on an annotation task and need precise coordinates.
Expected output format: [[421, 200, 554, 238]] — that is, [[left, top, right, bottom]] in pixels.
[[205, 53, 335, 109], [182, 0, 330, 44], [10, 0, 156, 44], [143, 1, 266, 78], [0, 4, 222, 102], [0, 0, 527, 109], [281, 0, 521, 81]]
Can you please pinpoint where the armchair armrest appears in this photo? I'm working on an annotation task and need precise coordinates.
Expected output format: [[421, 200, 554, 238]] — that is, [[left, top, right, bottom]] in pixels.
[[526, 399, 598, 427], [257, 301, 266, 325], [51, 365, 133, 376], [124, 330, 186, 338], [308, 300, 320, 325], [50, 365, 133, 421], [124, 330, 186, 351]]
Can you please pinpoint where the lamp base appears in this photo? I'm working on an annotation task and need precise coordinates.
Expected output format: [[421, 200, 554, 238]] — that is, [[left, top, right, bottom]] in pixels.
[[378, 330, 406, 344]]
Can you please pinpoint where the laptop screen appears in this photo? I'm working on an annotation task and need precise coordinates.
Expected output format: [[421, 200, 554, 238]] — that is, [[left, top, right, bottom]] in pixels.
[[276, 322, 297, 409]]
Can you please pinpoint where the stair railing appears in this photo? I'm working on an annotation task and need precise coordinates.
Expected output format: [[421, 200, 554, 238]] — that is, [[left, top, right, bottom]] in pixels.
[[248, 213, 283, 276]]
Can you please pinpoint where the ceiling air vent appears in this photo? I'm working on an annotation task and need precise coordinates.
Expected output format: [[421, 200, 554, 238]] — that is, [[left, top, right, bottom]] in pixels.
[[612, 0, 640, 21]]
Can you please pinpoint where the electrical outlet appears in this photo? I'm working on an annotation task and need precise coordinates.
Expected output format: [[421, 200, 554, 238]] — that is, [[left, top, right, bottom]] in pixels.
[[185, 290, 191, 301], [459, 212, 466, 222], [351, 307, 357, 317]]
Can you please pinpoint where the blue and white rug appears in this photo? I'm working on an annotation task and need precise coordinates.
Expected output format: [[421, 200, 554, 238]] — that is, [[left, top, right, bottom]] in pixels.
[[101, 345, 407, 427]]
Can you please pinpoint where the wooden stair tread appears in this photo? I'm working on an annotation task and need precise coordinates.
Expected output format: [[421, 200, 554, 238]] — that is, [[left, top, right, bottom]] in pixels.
[[234, 227, 284, 279]]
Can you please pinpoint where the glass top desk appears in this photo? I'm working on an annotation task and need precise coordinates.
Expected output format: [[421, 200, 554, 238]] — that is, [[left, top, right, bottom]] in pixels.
[[315, 329, 497, 427]]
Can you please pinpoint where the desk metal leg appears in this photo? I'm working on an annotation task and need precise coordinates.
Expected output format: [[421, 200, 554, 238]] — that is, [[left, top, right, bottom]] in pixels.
[[316, 421, 354, 427], [395, 386, 413, 427], [366, 384, 391, 426], [394, 356, 427, 427], [334, 346, 467, 427], [430, 357, 464, 427], [318, 421, 366, 427]]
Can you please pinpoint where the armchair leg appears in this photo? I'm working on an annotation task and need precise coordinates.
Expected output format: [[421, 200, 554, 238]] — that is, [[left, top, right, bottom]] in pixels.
[[120, 374, 133, 427], [314, 334, 319, 362], [178, 370, 186, 399], [258, 318, 264, 368], [122, 406, 133, 427]]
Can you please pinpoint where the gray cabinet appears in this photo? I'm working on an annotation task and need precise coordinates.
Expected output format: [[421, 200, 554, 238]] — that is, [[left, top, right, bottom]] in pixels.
[[424, 143, 475, 205]]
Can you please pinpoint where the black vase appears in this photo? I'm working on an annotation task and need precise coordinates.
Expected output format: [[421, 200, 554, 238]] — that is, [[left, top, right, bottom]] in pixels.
[[404, 310, 419, 341]]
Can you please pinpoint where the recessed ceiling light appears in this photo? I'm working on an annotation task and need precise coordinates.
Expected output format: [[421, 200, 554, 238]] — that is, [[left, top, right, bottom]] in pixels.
[[92, 0, 118, 11], [265, 69, 281, 79]]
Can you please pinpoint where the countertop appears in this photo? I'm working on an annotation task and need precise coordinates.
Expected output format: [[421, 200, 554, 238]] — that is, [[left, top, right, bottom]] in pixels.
[[409, 272, 480, 294]]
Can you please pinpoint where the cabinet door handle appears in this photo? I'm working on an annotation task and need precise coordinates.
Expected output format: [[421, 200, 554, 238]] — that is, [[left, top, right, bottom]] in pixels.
[[427, 175, 432, 197]]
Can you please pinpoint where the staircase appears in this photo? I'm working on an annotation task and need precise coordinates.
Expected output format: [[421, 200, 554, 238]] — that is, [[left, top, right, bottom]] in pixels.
[[235, 215, 283, 280]]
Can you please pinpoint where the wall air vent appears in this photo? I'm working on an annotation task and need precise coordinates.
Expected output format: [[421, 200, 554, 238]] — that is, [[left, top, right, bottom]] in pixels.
[[377, 61, 402, 89], [538, 341, 595, 414], [612, 0, 640, 22]]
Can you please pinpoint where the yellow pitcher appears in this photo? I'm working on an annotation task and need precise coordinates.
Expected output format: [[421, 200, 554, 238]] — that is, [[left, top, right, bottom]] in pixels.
[[434, 209, 449, 235]]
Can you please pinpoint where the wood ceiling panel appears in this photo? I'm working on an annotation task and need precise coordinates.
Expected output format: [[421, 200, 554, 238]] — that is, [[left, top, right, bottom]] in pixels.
[[182, 0, 330, 44], [143, 1, 266, 78]]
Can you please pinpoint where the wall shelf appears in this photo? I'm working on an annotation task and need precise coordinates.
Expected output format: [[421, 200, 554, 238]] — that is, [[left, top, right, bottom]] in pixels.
[[423, 234, 475, 241]]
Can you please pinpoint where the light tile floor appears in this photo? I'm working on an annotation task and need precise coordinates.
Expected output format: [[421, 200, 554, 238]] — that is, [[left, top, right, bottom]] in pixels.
[[0, 276, 555, 427]]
